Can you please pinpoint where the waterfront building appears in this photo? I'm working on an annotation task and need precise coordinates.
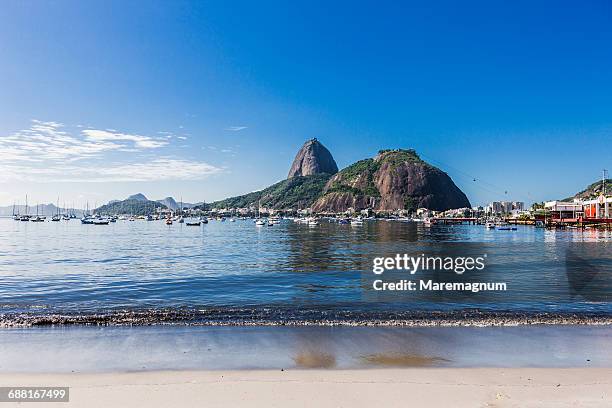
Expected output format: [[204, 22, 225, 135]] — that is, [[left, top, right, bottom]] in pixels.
[[582, 195, 611, 219], [544, 201, 583, 220]]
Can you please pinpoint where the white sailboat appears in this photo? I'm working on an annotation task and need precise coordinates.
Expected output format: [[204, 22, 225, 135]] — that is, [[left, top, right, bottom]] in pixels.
[[255, 200, 266, 226], [12, 201, 19, 220], [51, 198, 61, 221]]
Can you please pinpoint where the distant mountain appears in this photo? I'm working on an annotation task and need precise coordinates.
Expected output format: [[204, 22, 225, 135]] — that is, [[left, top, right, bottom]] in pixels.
[[563, 178, 612, 201], [0, 204, 83, 217], [127, 193, 148, 201], [156, 197, 178, 210], [96, 194, 167, 215]]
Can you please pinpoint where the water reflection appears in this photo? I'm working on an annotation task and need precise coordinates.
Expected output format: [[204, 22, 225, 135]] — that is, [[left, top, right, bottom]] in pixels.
[[0, 219, 609, 315]]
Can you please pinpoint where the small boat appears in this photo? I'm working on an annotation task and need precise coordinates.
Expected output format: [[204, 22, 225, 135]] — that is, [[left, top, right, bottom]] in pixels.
[[93, 218, 110, 225], [201, 217, 208, 224], [350, 217, 363, 226], [230, 218, 236, 222], [51, 215, 61, 222], [186, 219, 201, 226], [308, 217, 319, 226], [255, 219, 266, 226], [485, 222, 495, 229], [338, 218, 349, 225], [20, 215, 30, 221], [81, 217, 94, 224], [165, 218, 173, 225], [146, 215, 154, 221], [178, 217, 184, 223], [497, 227, 517, 231]]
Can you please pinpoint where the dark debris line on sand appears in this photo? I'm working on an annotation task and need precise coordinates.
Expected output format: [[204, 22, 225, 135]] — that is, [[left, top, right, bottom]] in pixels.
[[1, 309, 611, 328]]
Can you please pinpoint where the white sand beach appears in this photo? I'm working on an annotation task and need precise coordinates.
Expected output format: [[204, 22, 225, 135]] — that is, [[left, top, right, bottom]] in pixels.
[[1, 368, 610, 407]]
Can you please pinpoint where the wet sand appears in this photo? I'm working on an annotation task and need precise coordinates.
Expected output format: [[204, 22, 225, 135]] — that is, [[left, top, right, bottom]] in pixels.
[[1, 368, 610, 407], [2, 325, 611, 372]]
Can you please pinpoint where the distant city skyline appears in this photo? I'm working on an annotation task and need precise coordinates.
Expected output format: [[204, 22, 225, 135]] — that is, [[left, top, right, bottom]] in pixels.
[[1, 1, 611, 207]]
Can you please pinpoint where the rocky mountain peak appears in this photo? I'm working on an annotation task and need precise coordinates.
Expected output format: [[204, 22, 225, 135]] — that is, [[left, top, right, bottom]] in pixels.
[[127, 193, 148, 201], [312, 148, 470, 213], [287, 138, 338, 178]]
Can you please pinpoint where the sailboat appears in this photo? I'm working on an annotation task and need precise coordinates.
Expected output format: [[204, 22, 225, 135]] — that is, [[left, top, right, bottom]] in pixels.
[[20, 195, 30, 221], [178, 197, 185, 223], [12, 201, 19, 220], [62, 201, 70, 220], [81, 202, 94, 224], [255, 200, 266, 226], [51, 198, 61, 221], [31, 204, 44, 222]]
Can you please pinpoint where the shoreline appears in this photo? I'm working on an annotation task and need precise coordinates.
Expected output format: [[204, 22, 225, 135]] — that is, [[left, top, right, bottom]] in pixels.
[[2, 309, 612, 328], [1, 368, 610, 407]]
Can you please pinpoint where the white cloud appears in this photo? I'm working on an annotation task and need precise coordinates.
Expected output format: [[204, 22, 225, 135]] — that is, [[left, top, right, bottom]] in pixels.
[[0, 120, 223, 183], [224, 126, 247, 132], [94, 158, 221, 182], [82, 129, 168, 149], [0, 159, 222, 183], [0, 120, 122, 162]]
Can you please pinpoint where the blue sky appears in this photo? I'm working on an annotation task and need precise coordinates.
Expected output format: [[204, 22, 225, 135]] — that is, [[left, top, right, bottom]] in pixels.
[[0, 1, 611, 208]]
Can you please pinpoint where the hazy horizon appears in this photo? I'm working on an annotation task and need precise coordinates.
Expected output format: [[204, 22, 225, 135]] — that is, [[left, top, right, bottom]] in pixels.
[[1, 1, 611, 207]]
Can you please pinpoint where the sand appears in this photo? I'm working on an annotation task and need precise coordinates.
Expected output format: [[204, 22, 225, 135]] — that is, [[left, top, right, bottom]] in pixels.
[[0, 368, 610, 407]]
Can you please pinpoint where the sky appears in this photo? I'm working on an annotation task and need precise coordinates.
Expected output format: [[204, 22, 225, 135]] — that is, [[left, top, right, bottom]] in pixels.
[[1, 0, 611, 208]]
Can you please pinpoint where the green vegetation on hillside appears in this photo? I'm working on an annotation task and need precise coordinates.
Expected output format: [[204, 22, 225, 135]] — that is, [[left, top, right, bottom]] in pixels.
[[96, 199, 167, 215], [207, 173, 332, 210], [326, 159, 381, 198], [323, 150, 425, 200], [563, 178, 612, 201]]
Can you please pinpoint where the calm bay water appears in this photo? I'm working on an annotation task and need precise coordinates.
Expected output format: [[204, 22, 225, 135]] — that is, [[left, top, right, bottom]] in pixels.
[[0, 218, 610, 324]]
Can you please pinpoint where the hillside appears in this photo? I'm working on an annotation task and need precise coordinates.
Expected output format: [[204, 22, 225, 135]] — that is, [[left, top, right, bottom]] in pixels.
[[95, 197, 167, 215], [312, 149, 470, 212], [207, 174, 332, 210], [564, 178, 612, 201]]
